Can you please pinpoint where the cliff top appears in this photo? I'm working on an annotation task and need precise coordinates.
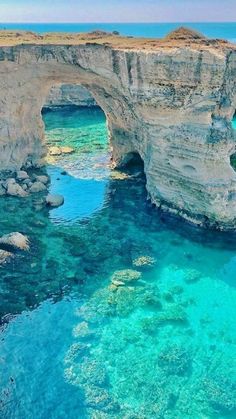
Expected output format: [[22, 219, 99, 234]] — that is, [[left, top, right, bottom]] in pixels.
[[164, 27, 206, 41], [0, 27, 234, 51]]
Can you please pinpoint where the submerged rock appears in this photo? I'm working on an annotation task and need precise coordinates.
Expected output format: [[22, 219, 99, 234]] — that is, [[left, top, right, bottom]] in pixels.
[[49, 146, 62, 156], [0, 183, 6, 196], [73, 321, 92, 339], [158, 345, 191, 375], [0, 232, 29, 251], [0, 249, 13, 264], [49, 145, 74, 156], [46, 194, 64, 207], [83, 384, 120, 412], [29, 181, 47, 193], [133, 255, 156, 267], [111, 269, 142, 284], [61, 146, 74, 154]]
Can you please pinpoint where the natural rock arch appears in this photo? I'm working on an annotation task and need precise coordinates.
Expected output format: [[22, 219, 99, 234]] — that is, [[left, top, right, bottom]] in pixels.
[[1, 33, 236, 229]]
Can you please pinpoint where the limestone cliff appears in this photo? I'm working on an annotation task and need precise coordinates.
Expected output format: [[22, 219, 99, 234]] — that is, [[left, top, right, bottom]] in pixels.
[[0, 29, 236, 229], [45, 84, 96, 107]]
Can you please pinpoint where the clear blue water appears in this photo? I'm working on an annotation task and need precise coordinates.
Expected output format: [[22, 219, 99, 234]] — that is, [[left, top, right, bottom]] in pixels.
[[0, 107, 236, 418], [0, 22, 236, 42]]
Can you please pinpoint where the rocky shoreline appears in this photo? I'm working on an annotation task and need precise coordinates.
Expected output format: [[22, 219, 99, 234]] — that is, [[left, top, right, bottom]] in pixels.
[[0, 169, 64, 207]]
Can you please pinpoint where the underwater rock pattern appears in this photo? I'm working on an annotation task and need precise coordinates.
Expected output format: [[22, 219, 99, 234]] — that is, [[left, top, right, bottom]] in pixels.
[[1, 33, 236, 227], [0, 106, 236, 418]]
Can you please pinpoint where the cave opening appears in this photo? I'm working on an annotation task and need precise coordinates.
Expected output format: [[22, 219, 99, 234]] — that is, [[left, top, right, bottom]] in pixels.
[[40, 83, 111, 223], [120, 151, 145, 177]]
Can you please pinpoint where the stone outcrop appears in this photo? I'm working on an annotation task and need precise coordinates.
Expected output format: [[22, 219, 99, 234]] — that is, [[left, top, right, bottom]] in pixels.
[[0, 29, 236, 229], [45, 84, 96, 108], [46, 194, 64, 207], [0, 232, 29, 251]]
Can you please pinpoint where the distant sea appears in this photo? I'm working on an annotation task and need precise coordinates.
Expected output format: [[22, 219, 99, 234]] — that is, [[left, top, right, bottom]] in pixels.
[[0, 22, 236, 43]]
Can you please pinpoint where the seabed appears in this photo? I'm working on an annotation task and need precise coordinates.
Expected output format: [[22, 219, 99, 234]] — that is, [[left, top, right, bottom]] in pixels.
[[0, 106, 236, 418]]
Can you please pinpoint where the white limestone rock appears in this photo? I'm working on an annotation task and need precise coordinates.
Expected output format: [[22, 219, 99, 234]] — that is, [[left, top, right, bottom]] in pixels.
[[46, 194, 64, 207], [1, 33, 236, 228], [7, 181, 28, 197], [45, 84, 96, 108], [16, 170, 29, 180], [29, 181, 47, 193], [34, 175, 49, 184], [0, 232, 30, 251]]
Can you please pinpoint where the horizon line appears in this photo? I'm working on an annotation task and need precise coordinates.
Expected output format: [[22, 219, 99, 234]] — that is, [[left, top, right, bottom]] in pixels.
[[1, 21, 236, 24]]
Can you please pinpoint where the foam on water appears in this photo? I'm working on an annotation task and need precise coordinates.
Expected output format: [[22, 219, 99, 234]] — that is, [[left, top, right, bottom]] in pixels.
[[0, 107, 236, 418]]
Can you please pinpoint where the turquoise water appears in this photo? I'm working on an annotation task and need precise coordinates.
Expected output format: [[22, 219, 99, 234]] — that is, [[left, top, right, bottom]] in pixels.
[[0, 107, 236, 418], [0, 22, 236, 42]]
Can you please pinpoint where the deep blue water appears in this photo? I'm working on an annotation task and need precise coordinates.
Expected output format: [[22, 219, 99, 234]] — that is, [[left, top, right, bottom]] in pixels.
[[0, 107, 236, 418], [0, 22, 236, 42]]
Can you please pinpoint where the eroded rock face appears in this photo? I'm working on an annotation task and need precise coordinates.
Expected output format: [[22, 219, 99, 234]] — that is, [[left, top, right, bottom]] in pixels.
[[0, 33, 236, 228], [45, 84, 96, 108]]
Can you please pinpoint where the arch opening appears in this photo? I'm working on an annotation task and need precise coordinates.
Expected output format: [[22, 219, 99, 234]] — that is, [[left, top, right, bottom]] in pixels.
[[41, 83, 111, 223]]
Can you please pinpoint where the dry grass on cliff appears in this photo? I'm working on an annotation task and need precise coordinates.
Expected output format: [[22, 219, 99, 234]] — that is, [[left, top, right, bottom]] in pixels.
[[0, 28, 233, 51]]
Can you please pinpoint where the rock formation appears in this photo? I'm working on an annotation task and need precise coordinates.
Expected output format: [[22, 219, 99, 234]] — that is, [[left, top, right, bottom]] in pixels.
[[45, 84, 96, 108], [0, 28, 236, 229]]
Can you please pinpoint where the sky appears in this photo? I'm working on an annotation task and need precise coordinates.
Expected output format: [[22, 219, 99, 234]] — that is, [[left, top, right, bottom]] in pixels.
[[0, 0, 236, 23]]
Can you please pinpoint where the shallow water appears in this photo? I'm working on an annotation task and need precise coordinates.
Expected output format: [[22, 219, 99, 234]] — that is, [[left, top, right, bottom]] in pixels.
[[0, 107, 236, 418]]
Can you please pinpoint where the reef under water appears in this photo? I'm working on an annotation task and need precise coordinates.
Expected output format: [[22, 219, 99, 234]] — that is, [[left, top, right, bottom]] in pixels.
[[0, 106, 236, 418]]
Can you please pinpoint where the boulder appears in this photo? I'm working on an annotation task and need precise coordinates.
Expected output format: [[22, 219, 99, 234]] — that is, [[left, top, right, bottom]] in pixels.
[[29, 181, 47, 193], [0, 232, 29, 251], [16, 170, 29, 180], [5, 178, 16, 186], [46, 194, 64, 207], [7, 182, 28, 197], [35, 175, 49, 184], [49, 146, 62, 156], [0, 249, 13, 264]]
